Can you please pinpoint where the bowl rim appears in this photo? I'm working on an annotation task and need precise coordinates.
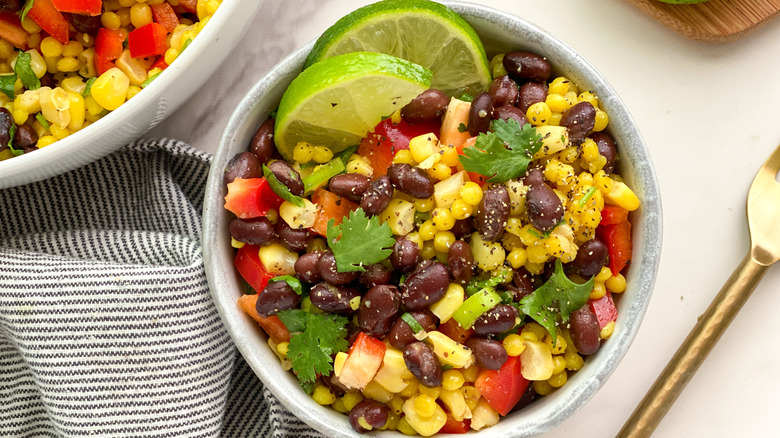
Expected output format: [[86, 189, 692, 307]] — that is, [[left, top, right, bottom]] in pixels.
[[203, 2, 663, 436], [0, 0, 245, 188]]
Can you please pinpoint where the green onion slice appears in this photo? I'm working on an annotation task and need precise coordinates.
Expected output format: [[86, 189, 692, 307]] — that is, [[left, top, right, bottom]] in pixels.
[[302, 157, 345, 193], [452, 288, 502, 329]]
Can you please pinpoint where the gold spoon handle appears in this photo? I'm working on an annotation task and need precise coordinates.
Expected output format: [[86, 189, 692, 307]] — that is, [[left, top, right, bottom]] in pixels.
[[618, 253, 768, 438]]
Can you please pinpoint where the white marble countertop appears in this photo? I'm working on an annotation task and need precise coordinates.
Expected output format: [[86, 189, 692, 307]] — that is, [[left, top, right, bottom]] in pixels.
[[148, 1, 780, 436]]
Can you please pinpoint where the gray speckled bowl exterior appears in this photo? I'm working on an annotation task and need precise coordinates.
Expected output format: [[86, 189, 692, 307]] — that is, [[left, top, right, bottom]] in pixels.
[[203, 2, 663, 437]]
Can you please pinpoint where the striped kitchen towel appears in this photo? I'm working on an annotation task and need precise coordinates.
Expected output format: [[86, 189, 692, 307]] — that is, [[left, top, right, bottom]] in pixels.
[[0, 139, 323, 438]]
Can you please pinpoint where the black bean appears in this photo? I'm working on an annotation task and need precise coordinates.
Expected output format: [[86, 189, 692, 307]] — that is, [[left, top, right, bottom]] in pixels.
[[360, 175, 393, 216], [466, 337, 508, 370], [448, 240, 474, 285], [591, 132, 617, 174], [403, 342, 443, 387], [526, 182, 564, 233], [229, 217, 276, 245], [477, 185, 510, 241], [358, 285, 400, 337], [508, 383, 536, 414], [517, 82, 549, 113], [0, 107, 11, 153], [294, 251, 322, 283], [276, 219, 309, 252], [468, 92, 494, 136], [522, 167, 544, 186], [66, 12, 101, 34], [329, 173, 371, 203], [400, 262, 449, 310], [0, 0, 21, 13], [318, 251, 359, 285], [570, 305, 601, 355], [224, 151, 262, 185], [503, 51, 552, 83], [560, 102, 596, 145], [450, 218, 474, 239], [492, 105, 527, 125], [15, 124, 37, 151], [488, 75, 519, 108], [348, 399, 389, 433], [387, 163, 434, 199], [310, 282, 360, 314], [401, 89, 449, 124], [266, 160, 304, 196], [572, 239, 608, 277], [506, 267, 534, 301], [473, 304, 519, 335], [250, 118, 276, 164], [387, 310, 437, 350], [391, 238, 420, 273], [359, 263, 392, 289], [255, 280, 300, 317]]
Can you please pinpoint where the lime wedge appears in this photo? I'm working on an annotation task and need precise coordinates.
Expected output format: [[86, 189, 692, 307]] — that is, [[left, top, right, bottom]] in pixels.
[[304, 0, 490, 98], [274, 51, 432, 161]]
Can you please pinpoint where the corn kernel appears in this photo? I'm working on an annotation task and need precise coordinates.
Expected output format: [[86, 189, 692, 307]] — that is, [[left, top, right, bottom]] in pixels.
[[56, 57, 79, 73], [463, 365, 479, 383], [545, 94, 567, 113], [130, 3, 153, 27], [442, 369, 465, 391], [117, 7, 131, 26], [427, 162, 451, 181], [503, 334, 526, 356], [49, 125, 70, 140], [409, 133, 440, 163], [589, 282, 606, 300], [462, 385, 481, 411], [413, 394, 437, 418], [564, 349, 584, 370], [552, 355, 567, 375], [440, 144, 459, 167], [396, 417, 417, 436], [0, 39, 13, 59], [393, 149, 414, 165], [399, 379, 419, 398], [419, 384, 441, 398], [346, 156, 373, 177], [563, 91, 579, 108], [388, 395, 405, 415], [526, 243, 548, 264], [311, 146, 333, 163], [490, 53, 507, 78], [533, 380, 554, 395], [420, 240, 436, 260], [600, 321, 616, 339], [433, 231, 455, 253], [527, 102, 552, 126], [230, 237, 244, 249], [544, 332, 567, 355], [342, 391, 364, 411], [431, 207, 455, 231], [578, 91, 598, 107], [414, 196, 434, 213], [522, 322, 547, 341], [606, 273, 626, 293], [417, 220, 435, 241], [164, 48, 179, 65], [548, 371, 568, 388], [548, 76, 572, 95], [502, 233, 523, 251], [449, 199, 472, 220], [62, 41, 84, 58], [276, 342, 289, 356], [507, 247, 527, 269], [519, 331, 538, 343], [21, 17, 41, 34], [90, 67, 129, 111], [36, 135, 57, 148], [331, 398, 347, 413], [459, 181, 483, 206], [595, 266, 612, 282], [292, 142, 314, 163], [101, 11, 122, 29], [594, 109, 609, 132], [581, 138, 599, 162], [40, 37, 63, 57], [12, 108, 27, 125]]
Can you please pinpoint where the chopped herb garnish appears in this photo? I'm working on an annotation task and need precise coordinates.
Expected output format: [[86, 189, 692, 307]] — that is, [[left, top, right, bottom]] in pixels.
[[336, 144, 359, 164], [457, 122, 468, 133], [459, 118, 543, 183], [578, 186, 598, 208], [180, 38, 192, 53], [141, 71, 161, 88], [459, 93, 474, 102], [83, 77, 97, 96], [0, 74, 16, 99], [465, 267, 512, 296], [519, 259, 595, 343], [326, 208, 395, 272], [19, 0, 34, 22], [401, 313, 424, 334], [14, 51, 40, 90], [7, 123, 21, 156], [35, 113, 49, 131], [302, 157, 345, 193], [262, 164, 305, 207], [268, 275, 304, 295]]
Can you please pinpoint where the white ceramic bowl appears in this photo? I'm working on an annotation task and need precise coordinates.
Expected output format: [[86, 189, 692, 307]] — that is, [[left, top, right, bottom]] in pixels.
[[0, 0, 263, 189], [203, 2, 663, 436]]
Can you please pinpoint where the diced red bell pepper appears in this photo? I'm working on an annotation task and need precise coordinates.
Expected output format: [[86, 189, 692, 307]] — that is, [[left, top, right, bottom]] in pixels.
[[150, 56, 168, 70], [439, 415, 470, 434], [600, 205, 629, 226], [224, 177, 285, 219], [27, 0, 70, 44], [234, 244, 273, 294], [128, 22, 168, 58], [150, 2, 179, 33], [179, 0, 197, 14], [50, 0, 102, 16], [236, 294, 291, 343], [596, 220, 632, 276], [94, 27, 125, 75], [0, 13, 28, 49], [437, 318, 474, 344], [456, 136, 487, 185], [357, 118, 441, 179], [590, 292, 618, 330], [310, 188, 358, 237], [338, 332, 386, 391], [474, 355, 529, 416]]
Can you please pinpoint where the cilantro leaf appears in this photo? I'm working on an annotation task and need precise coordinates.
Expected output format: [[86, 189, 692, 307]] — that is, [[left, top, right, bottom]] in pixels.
[[519, 259, 595, 343], [19, 0, 34, 22], [83, 77, 96, 96], [465, 267, 512, 296], [457, 122, 468, 133], [14, 51, 40, 91], [7, 123, 21, 156], [326, 208, 394, 272], [269, 275, 303, 295], [459, 118, 543, 183], [0, 74, 16, 99], [459, 93, 474, 102], [262, 164, 304, 207], [277, 309, 307, 333], [282, 312, 350, 387]]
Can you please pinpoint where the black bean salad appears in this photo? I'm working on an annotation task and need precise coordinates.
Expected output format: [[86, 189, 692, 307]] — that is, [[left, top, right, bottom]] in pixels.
[[223, 3, 640, 436]]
